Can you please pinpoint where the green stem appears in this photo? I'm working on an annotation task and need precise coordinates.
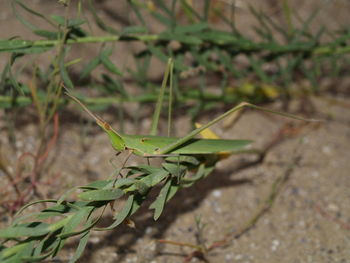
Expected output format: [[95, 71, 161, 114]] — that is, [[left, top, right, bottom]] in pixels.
[[0, 91, 240, 108], [2, 34, 350, 56], [1, 34, 158, 52], [150, 58, 172, 136]]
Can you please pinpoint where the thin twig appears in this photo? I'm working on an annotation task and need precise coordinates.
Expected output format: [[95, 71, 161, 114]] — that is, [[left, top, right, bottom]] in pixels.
[[314, 203, 350, 231]]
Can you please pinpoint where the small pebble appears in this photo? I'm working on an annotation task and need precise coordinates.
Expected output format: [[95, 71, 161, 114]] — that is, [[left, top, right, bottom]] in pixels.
[[322, 146, 332, 155], [126, 256, 137, 263], [225, 253, 234, 261], [147, 241, 157, 252], [213, 205, 222, 213], [145, 226, 154, 235], [89, 237, 100, 244], [327, 203, 340, 213], [16, 140, 23, 148], [212, 190, 222, 198], [271, 239, 280, 251], [311, 171, 319, 178]]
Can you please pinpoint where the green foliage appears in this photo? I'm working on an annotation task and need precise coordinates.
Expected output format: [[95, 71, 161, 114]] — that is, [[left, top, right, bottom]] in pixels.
[[0, 156, 216, 262], [0, 0, 349, 114]]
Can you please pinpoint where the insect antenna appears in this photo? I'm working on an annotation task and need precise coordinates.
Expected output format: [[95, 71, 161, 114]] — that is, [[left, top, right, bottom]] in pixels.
[[65, 91, 106, 126]]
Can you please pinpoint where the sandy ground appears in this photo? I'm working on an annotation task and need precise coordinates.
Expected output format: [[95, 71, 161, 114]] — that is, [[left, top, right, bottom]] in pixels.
[[0, 1, 349, 262]]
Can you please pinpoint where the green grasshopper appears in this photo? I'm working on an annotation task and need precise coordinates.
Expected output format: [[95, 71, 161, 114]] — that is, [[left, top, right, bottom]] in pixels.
[[65, 95, 312, 159], [65, 60, 312, 159], [66, 91, 252, 156]]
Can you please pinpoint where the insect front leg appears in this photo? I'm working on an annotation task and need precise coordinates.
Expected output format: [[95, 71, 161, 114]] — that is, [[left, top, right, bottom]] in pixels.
[[112, 149, 134, 187]]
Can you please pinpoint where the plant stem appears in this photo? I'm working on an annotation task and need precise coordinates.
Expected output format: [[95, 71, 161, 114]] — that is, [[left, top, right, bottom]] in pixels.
[[2, 35, 350, 56]]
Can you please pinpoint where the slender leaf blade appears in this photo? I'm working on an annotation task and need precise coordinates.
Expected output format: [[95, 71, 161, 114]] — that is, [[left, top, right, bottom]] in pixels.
[[150, 178, 172, 220], [78, 189, 124, 201]]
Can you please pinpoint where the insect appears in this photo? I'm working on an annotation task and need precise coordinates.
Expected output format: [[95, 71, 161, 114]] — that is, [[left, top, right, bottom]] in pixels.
[[65, 92, 253, 157], [65, 60, 312, 159], [65, 93, 313, 159]]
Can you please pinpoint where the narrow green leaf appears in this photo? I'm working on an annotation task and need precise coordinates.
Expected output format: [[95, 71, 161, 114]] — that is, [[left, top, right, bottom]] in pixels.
[[32, 235, 60, 260], [97, 194, 134, 231], [292, 8, 320, 42], [149, 178, 172, 220], [12, 1, 39, 31], [33, 30, 58, 39], [174, 23, 208, 34], [36, 211, 64, 219], [121, 26, 148, 35], [60, 57, 74, 89], [88, 0, 119, 34], [151, 12, 172, 27], [78, 188, 124, 201], [166, 179, 179, 203], [300, 62, 317, 87], [249, 5, 274, 41], [0, 242, 34, 262], [159, 31, 202, 45], [172, 53, 187, 72], [79, 57, 100, 80], [179, 0, 202, 21], [67, 18, 85, 27], [15, 46, 52, 54], [141, 169, 169, 187], [248, 56, 271, 83], [100, 49, 122, 76], [0, 222, 49, 238], [129, 194, 145, 216], [15, 0, 48, 20], [106, 178, 135, 189], [0, 39, 32, 52], [61, 207, 94, 237], [147, 44, 168, 62], [101, 74, 129, 97], [217, 50, 242, 78], [83, 180, 113, 190], [68, 230, 91, 263], [183, 164, 205, 183], [58, 187, 79, 204], [13, 199, 58, 220], [198, 30, 237, 44], [112, 194, 134, 223], [50, 207, 93, 256], [39, 203, 74, 215], [154, 0, 172, 16], [51, 15, 65, 26], [133, 180, 150, 195], [124, 169, 168, 194], [128, 164, 162, 174], [48, 217, 70, 232], [162, 163, 186, 178], [192, 49, 216, 70]]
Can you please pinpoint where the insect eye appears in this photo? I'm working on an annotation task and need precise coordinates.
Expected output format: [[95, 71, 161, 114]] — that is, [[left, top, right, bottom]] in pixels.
[[141, 137, 149, 143]]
